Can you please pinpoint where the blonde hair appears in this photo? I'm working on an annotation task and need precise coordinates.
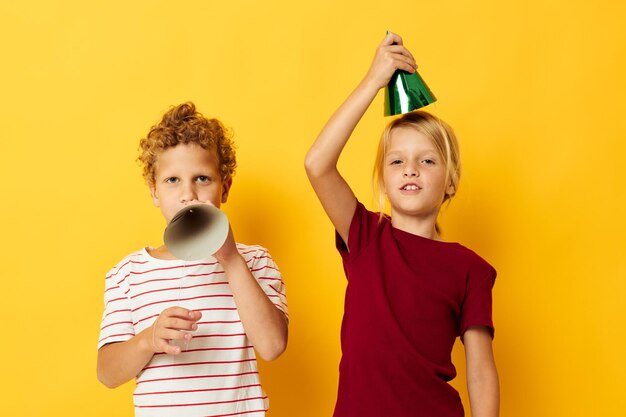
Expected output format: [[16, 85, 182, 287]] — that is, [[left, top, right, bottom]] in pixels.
[[138, 102, 237, 186], [372, 111, 461, 222]]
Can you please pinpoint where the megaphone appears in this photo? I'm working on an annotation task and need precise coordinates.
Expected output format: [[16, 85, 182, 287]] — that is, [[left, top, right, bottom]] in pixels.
[[164, 204, 229, 261], [384, 69, 436, 116]]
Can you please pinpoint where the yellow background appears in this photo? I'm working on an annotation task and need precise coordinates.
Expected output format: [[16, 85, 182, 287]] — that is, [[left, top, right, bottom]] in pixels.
[[1, 1, 624, 416]]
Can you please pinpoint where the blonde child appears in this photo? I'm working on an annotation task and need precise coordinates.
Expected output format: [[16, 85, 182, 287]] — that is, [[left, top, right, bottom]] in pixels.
[[97, 102, 288, 417], [305, 33, 499, 417]]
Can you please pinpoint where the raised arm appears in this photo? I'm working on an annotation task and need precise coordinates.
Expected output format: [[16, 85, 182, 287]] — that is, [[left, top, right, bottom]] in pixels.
[[304, 32, 417, 244], [215, 228, 288, 362]]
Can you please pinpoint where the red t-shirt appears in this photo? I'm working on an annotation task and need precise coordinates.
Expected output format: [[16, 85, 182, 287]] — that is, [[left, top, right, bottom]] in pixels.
[[333, 202, 496, 417]]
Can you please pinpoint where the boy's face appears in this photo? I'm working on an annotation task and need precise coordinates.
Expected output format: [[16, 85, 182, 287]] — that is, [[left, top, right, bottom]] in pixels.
[[383, 127, 454, 221], [150, 143, 231, 223]]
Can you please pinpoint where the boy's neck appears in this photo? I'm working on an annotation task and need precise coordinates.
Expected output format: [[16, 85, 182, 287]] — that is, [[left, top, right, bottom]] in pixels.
[[390, 211, 440, 240], [147, 245, 179, 260]]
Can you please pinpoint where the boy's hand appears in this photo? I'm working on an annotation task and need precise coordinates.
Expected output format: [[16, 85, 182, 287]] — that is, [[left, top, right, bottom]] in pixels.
[[190, 200, 240, 265], [364, 31, 418, 90], [186, 201, 239, 263], [150, 307, 202, 355], [213, 225, 240, 266]]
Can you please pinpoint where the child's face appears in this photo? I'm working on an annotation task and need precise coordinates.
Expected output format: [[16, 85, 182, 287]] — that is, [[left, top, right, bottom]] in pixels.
[[150, 143, 231, 223], [383, 127, 455, 222]]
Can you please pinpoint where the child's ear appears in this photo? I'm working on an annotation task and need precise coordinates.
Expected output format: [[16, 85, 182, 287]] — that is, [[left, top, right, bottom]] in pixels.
[[221, 178, 233, 204], [446, 181, 456, 197], [150, 185, 160, 207]]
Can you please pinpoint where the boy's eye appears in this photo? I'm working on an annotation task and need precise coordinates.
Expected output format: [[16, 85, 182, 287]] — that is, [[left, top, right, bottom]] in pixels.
[[165, 177, 179, 184], [196, 176, 211, 183]]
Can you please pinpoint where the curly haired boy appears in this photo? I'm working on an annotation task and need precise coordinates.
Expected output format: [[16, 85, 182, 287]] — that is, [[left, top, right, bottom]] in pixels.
[[97, 102, 288, 417]]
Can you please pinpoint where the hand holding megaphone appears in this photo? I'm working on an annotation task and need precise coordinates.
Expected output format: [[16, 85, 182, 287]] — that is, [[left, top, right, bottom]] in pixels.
[[365, 31, 436, 116], [383, 31, 436, 116], [164, 204, 230, 261]]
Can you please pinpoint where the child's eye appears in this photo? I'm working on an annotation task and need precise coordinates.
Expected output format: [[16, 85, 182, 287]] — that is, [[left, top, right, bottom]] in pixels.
[[390, 159, 403, 165], [165, 177, 179, 184], [422, 159, 436, 165], [196, 176, 211, 183]]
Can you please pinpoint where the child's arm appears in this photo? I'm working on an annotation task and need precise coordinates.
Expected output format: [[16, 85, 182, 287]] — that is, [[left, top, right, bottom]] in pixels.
[[97, 307, 202, 388], [464, 327, 500, 417], [215, 229, 288, 362], [304, 32, 417, 244]]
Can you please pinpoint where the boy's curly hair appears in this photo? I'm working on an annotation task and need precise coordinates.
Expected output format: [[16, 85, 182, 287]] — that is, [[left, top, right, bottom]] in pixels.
[[138, 102, 237, 186]]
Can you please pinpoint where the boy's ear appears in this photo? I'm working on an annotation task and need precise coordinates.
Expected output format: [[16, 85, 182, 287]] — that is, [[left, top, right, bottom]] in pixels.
[[446, 181, 456, 197], [150, 185, 160, 207], [221, 178, 233, 204]]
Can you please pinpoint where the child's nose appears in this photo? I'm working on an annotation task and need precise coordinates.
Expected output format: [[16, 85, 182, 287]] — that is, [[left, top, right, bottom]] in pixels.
[[403, 165, 419, 177], [179, 183, 197, 203]]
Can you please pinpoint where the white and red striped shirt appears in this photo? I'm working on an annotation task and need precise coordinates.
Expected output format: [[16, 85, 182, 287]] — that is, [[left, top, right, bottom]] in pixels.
[[98, 244, 288, 417]]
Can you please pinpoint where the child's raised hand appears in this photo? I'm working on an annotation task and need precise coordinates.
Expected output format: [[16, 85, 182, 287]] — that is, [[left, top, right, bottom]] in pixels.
[[150, 307, 202, 355], [364, 31, 418, 90], [189, 200, 239, 264], [213, 225, 239, 265]]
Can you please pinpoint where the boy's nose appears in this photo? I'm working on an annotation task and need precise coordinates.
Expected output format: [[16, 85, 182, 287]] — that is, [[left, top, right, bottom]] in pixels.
[[179, 183, 197, 203], [403, 165, 419, 177]]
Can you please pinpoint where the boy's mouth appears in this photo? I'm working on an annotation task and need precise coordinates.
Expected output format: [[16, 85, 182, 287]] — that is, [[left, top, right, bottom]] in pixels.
[[401, 183, 421, 191]]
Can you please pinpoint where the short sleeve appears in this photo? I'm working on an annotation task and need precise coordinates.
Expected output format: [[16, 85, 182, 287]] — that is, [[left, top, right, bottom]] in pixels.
[[460, 261, 497, 341], [97, 260, 135, 349], [249, 247, 289, 323], [335, 201, 380, 262]]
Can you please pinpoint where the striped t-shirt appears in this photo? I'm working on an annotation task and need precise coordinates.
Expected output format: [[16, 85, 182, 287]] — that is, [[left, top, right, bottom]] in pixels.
[[98, 244, 288, 417]]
